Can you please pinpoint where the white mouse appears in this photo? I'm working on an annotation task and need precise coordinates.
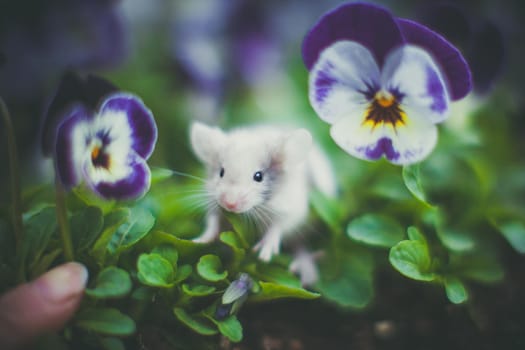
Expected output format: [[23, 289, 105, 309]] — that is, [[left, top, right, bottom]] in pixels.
[[190, 122, 336, 263]]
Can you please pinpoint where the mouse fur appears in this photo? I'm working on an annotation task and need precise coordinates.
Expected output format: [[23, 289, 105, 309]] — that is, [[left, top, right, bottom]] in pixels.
[[190, 121, 336, 262]]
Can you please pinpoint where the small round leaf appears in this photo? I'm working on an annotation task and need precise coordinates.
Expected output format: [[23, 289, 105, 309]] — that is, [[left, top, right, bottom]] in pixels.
[[76, 307, 136, 336], [389, 240, 436, 281], [197, 254, 228, 282], [347, 214, 404, 248], [137, 253, 175, 288], [86, 266, 132, 299]]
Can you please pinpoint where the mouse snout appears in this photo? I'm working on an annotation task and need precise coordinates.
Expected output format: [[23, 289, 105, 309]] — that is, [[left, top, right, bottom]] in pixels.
[[219, 193, 245, 213]]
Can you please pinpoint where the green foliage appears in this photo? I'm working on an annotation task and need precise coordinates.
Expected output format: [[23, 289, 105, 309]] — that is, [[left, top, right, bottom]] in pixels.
[[347, 214, 404, 248], [1, 10, 523, 349], [75, 307, 136, 336], [71, 206, 103, 252], [197, 254, 228, 282], [207, 315, 243, 343], [137, 253, 175, 288], [390, 240, 436, 281], [250, 281, 320, 302], [107, 207, 155, 254], [316, 247, 374, 309], [85, 266, 132, 299]]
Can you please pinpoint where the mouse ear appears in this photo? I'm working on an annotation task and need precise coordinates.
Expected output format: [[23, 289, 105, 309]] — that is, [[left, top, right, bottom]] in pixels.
[[281, 129, 313, 165], [190, 122, 225, 163]]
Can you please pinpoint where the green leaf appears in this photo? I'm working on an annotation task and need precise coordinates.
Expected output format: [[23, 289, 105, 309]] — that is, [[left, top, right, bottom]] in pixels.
[[152, 244, 179, 267], [91, 209, 130, 264], [86, 266, 132, 299], [444, 276, 468, 304], [197, 254, 228, 282], [310, 190, 344, 230], [71, 206, 104, 252], [173, 264, 193, 284], [223, 212, 253, 247], [220, 231, 246, 270], [493, 219, 525, 254], [182, 283, 216, 296], [23, 206, 57, 264], [73, 185, 116, 214], [220, 231, 246, 250], [253, 264, 301, 289], [407, 226, 427, 244], [347, 214, 404, 248], [450, 253, 504, 283], [107, 207, 155, 254], [250, 281, 319, 302], [100, 337, 125, 350], [316, 251, 374, 309], [173, 308, 218, 336], [437, 228, 476, 252], [146, 231, 206, 259], [150, 167, 175, 184], [402, 164, 432, 206], [131, 286, 153, 301], [29, 248, 62, 278], [208, 315, 243, 343], [137, 253, 175, 288], [389, 240, 436, 281], [75, 307, 136, 336]]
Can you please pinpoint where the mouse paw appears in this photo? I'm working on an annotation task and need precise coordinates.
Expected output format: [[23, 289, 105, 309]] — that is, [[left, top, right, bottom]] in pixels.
[[253, 234, 281, 262], [289, 250, 322, 286]]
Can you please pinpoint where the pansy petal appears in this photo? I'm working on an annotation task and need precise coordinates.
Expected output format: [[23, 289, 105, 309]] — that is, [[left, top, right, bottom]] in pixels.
[[388, 117, 438, 165], [397, 19, 472, 100], [99, 93, 157, 159], [381, 45, 450, 124], [42, 72, 118, 156], [55, 105, 91, 188], [330, 108, 437, 165], [309, 41, 379, 124], [90, 153, 151, 200], [302, 3, 404, 71], [329, 108, 392, 162]]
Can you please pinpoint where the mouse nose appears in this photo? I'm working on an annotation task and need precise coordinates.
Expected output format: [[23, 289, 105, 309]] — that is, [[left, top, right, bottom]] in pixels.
[[220, 194, 241, 212], [224, 200, 238, 211]]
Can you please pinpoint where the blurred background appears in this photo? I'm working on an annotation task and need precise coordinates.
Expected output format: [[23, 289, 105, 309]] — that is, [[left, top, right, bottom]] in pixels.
[[1, 1, 525, 348], [1, 0, 524, 193]]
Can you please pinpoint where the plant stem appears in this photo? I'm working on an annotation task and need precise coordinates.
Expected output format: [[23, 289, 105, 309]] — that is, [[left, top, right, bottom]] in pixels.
[[0, 97, 24, 270], [55, 178, 74, 261]]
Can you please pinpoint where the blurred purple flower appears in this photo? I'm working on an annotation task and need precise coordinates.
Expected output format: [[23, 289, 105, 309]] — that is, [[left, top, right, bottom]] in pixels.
[[55, 93, 157, 200], [0, 0, 128, 100], [302, 2, 472, 165], [416, 3, 505, 94]]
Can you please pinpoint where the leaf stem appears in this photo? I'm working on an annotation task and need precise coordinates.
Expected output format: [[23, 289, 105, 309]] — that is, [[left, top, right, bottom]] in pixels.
[[55, 178, 74, 261], [0, 97, 24, 275]]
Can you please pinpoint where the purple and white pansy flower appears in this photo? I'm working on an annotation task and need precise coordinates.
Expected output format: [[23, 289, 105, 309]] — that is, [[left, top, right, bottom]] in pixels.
[[55, 93, 157, 200], [302, 2, 472, 165]]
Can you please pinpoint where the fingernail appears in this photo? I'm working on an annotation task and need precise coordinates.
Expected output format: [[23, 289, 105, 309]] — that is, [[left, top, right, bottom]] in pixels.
[[36, 262, 89, 303]]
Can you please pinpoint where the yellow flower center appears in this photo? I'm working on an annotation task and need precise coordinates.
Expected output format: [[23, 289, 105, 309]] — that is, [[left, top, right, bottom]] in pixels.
[[91, 145, 110, 169], [375, 90, 395, 108], [363, 90, 406, 129]]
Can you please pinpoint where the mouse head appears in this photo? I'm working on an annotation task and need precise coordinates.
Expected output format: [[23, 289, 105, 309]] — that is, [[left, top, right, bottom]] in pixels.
[[190, 122, 312, 213]]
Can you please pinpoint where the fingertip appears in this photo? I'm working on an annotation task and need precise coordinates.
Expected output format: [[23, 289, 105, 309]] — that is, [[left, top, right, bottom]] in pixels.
[[35, 262, 89, 303], [0, 263, 89, 349]]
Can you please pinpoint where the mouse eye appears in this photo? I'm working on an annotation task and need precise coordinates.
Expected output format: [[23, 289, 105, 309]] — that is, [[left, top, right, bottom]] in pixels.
[[253, 171, 263, 182], [219, 167, 225, 178]]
